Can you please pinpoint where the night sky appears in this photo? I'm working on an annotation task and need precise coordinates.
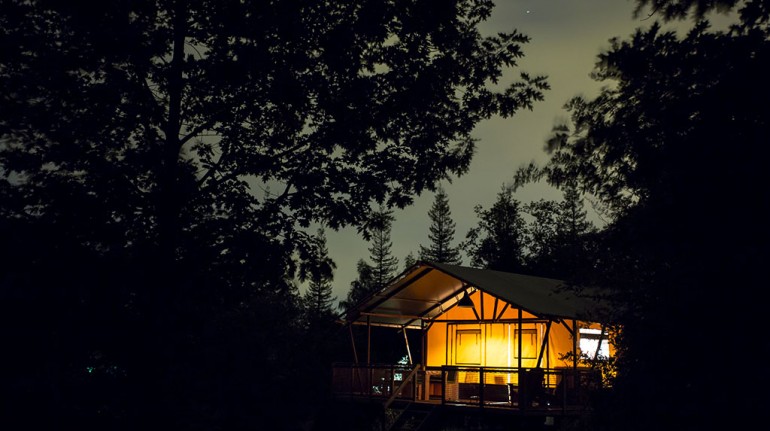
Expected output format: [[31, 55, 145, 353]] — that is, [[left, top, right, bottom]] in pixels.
[[321, 0, 733, 303], [325, 0, 633, 300]]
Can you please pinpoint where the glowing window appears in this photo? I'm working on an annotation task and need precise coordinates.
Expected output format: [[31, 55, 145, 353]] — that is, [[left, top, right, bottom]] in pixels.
[[579, 328, 610, 359]]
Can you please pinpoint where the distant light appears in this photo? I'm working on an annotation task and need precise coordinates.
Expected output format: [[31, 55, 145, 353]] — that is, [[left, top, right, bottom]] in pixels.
[[526, 10, 531, 14]]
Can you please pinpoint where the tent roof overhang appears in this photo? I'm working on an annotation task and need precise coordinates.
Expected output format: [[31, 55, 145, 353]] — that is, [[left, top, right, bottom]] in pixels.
[[339, 261, 608, 329]]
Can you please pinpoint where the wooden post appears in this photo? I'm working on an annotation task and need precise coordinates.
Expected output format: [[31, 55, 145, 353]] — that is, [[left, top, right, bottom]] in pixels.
[[421, 320, 426, 368], [348, 324, 362, 396], [517, 308, 523, 370], [441, 367, 446, 406], [593, 325, 606, 362], [349, 324, 359, 364], [572, 319, 578, 371], [403, 327, 413, 365], [479, 366, 485, 409], [445, 321, 449, 366], [480, 291, 485, 365], [421, 320, 427, 400], [480, 291, 484, 319], [536, 320, 552, 369], [495, 303, 509, 321], [367, 315, 371, 365]]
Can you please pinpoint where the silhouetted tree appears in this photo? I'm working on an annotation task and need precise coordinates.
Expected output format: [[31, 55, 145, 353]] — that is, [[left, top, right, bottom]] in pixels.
[[367, 207, 399, 291], [295, 229, 346, 421], [633, 0, 760, 22], [305, 276, 336, 322], [303, 229, 337, 325], [341, 208, 400, 312], [340, 259, 376, 312], [515, 4, 770, 429], [523, 185, 596, 279], [419, 186, 463, 265], [463, 187, 527, 272], [523, 198, 561, 273], [0, 0, 548, 428], [403, 251, 417, 270], [551, 185, 597, 279], [557, 186, 594, 238]]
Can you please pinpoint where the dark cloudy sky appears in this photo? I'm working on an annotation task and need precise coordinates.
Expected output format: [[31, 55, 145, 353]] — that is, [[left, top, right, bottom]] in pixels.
[[321, 0, 730, 303]]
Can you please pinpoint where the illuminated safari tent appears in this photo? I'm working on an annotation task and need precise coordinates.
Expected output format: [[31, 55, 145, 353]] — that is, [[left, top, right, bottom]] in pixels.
[[332, 261, 612, 414]]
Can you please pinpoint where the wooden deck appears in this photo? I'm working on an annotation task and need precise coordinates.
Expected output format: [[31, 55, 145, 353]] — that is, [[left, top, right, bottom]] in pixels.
[[331, 363, 602, 416]]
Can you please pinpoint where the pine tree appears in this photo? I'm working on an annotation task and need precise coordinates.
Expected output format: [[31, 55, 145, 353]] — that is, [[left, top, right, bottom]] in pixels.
[[463, 187, 527, 272], [368, 207, 399, 289], [556, 185, 594, 242], [419, 186, 462, 265], [341, 207, 399, 310], [403, 251, 417, 270], [303, 229, 336, 323], [340, 258, 376, 311], [523, 185, 595, 279], [523, 198, 561, 275]]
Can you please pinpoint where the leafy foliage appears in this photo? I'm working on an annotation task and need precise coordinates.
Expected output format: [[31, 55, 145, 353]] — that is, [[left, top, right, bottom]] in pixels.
[[0, 0, 547, 428], [515, 6, 770, 430], [632, 0, 770, 24], [633, 0, 741, 20]]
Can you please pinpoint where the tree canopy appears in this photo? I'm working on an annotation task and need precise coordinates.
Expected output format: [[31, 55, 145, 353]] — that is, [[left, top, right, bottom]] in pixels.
[[0, 0, 548, 249], [0, 0, 548, 428], [514, 2, 769, 429]]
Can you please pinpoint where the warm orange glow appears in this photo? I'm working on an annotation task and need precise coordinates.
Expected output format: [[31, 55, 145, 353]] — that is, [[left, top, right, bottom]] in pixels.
[[426, 322, 447, 366], [424, 291, 610, 370], [484, 323, 507, 367]]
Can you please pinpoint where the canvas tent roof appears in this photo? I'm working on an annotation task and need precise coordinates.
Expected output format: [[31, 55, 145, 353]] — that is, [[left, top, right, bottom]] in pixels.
[[341, 261, 607, 329]]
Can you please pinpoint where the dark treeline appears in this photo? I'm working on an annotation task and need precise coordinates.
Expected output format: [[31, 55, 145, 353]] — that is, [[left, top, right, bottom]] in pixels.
[[0, 0, 547, 430], [345, 182, 596, 310]]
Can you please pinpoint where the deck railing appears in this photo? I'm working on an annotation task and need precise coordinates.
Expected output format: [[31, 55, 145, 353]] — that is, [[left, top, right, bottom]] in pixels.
[[331, 363, 416, 401], [437, 365, 601, 412], [332, 363, 602, 412]]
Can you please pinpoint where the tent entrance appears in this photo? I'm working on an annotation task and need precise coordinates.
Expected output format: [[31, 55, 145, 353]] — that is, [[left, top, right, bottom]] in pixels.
[[446, 322, 546, 368]]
